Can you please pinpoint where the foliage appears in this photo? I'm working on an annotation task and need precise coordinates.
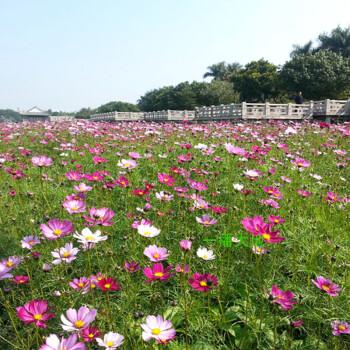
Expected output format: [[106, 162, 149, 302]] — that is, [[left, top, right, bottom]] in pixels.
[[0, 109, 21, 121], [281, 50, 350, 100]]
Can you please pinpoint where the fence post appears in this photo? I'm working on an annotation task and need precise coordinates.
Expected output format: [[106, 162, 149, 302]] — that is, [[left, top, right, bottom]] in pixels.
[[325, 99, 330, 115], [241, 102, 246, 119], [309, 100, 314, 118], [264, 102, 270, 119], [287, 103, 292, 117]]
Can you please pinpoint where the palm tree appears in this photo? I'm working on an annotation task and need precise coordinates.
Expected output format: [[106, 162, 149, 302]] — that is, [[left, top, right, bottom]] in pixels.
[[290, 41, 314, 58], [203, 61, 242, 81], [318, 26, 350, 57]]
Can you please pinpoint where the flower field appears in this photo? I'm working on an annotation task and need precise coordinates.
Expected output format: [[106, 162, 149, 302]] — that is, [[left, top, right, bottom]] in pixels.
[[0, 120, 349, 350]]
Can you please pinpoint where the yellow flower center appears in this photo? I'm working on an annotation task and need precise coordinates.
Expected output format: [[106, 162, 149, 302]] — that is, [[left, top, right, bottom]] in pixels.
[[71, 206, 79, 211], [143, 231, 151, 236], [85, 235, 95, 241], [104, 283, 111, 289], [339, 325, 346, 331], [63, 252, 71, 258], [154, 272, 164, 277], [204, 220, 210, 225], [152, 328, 161, 335], [107, 341, 114, 346], [200, 281, 207, 287], [203, 255, 208, 259], [88, 333, 94, 338], [33, 314, 42, 320], [53, 229, 62, 236], [78, 282, 84, 287], [322, 285, 330, 291], [262, 233, 271, 240], [274, 219, 279, 223], [153, 253, 159, 259], [6, 261, 13, 267], [74, 320, 84, 328]]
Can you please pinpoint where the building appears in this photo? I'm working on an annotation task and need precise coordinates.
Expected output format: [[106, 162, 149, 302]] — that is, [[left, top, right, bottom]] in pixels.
[[20, 106, 50, 121]]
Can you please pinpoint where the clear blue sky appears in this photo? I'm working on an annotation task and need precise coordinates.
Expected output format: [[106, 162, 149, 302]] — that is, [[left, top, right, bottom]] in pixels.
[[1, 0, 349, 111]]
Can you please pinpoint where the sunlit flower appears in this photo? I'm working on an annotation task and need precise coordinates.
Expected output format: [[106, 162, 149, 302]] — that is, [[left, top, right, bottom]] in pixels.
[[188, 273, 218, 292], [144, 245, 169, 262], [21, 235, 41, 249], [63, 199, 86, 214], [270, 285, 297, 311], [39, 333, 86, 350], [137, 224, 161, 238], [117, 159, 137, 169], [83, 207, 115, 226], [12, 275, 30, 284], [312, 276, 341, 296], [73, 228, 108, 249], [60, 306, 97, 332], [69, 277, 91, 294], [81, 326, 101, 343], [196, 214, 217, 226], [179, 239, 192, 251], [331, 321, 350, 336], [143, 263, 172, 282], [196, 247, 215, 260], [32, 155, 53, 167], [97, 277, 121, 292], [40, 219, 74, 240], [141, 315, 176, 344], [96, 331, 124, 349], [51, 243, 79, 265]]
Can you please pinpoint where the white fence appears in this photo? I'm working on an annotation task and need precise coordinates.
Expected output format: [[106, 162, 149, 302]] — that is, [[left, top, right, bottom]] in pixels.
[[89, 99, 350, 122]]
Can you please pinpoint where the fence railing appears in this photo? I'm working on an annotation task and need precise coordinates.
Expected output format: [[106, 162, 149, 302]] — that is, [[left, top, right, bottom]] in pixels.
[[89, 99, 350, 122]]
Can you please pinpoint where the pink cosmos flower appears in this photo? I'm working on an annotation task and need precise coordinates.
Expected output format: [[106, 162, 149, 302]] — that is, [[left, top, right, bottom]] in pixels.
[[292, 158, 311, 168], [188, 273, 218, 292], [331, 321, 350, 336], [0, 264, 13, 280], [129, 151, 141, 159], [124, 261, 141, 273], [144, 245, 169, 262], [16, 299, 55, 328], [243, 169, 263, 180], [92, 156, 108, 164], [39, 334, 86, 350], [40, 219, 74, 240], [51, 243, 79, 265], [196, 214, 217, 226], [32, 155, 53, 167], [12, 275, 30, 284], [114, 175, 129, 187], [117, 159, 137, 169], [143, 263, 172, 282], [268, 216, 285, 225], [21, 235, 41, 249], [1, 256, 22, 269], [175, 264, 190, 274], [141, 315, 176, 344], [157, 173, 175, 187], [179, 239, 192, 251], [60, 306, 97, 332], [63, 199, 86, 214], [65, 170, 83, 181], [83, 207, 115, 226], [325, 192, 340, 203], [259, 198, 280, 209], [224, 143, 247, 156], [74, 183, 93, 193], [312, 276, 341, 296], [297, 189, 312, 197], [81, 327, 101, 343], [69, 277, 91, 294], [263, 186, 283, 200], [187, 179, 208, 191], [270, 285, 297, 311]]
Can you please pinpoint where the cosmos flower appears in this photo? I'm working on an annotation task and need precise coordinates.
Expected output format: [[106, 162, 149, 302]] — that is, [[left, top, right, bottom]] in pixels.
[[96, 331, 124, 349], [196, 247, 215, 260], [143, 263, 172, 282], [39, 334, 86, 350], [124, 261, 141, 273], [12, 275, 30, 284], [270, 285, 297, 311], [69, 277, 91, 294], [179, 239, 192, 251], [81, 327, 101, 343], [155, 191, 174, 201], [243, 169, 263, 180], [137, 224, 161, 238], [263, 186, 283, 200], [331, 321, 350, 336], [224, 143, 246, 156], [60, 306, 97, 332], [312, 276, 341, 296], [63, 199, 86, 214], [187, 179, 208, 191], [268, 216, 285, 225], [40, 219, 74, 240], [292, 158, 311, 168], [16, 299, 55, 328], [51, 243, 79, 265], [1, 256, 22, 269], [117, 159, 137, 169], [97, 277, 121, 292], [195, 214, 217, 226], [32, 155, 53, 167], [251, 246, 269, 255], [83, 207, 115, 226], [188, 273, 218, 292], [297, 189, 312, 197], [233, 183, 244, 191], [157, 173, 175, 186], [73, 228, 108, 249], [141, 315, 176, 344], [144, 245, 169, 262], [21, 235, 41, 249], [74, 183, 93, 193]]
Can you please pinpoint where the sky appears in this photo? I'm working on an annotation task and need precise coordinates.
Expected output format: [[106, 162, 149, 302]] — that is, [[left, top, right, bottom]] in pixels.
[[1, 0, 350, 112]]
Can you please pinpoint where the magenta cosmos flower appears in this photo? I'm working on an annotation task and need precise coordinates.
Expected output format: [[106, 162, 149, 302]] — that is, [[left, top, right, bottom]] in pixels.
[[63, 199, 86, 214], [179, 239, 192, 251], [270, 285, 297, 311], [69, 277, 91, 294], [83, 207, 115, 226], [40, 219, 74, 240], [225, 143, 247, 156], [60, 306, 97, 332], [157, 173, 175, 186], [74, 183, 93, 193], [263, 186, 283, 200], [143, 263, 172, 282], [292, 158, 311, 168], [32, 155, 53, 167], [312, 276, 341, 296], [16, 299, 55, 328], [124, 261, 141, 273], [39, 334, 86, 350], [188, 273, 218, 292], [144, 245, 169, 262], [21, 235, 41, 249], [196, 214, 217, 226], [331, 321, 350, 336], [141, 315, 176, 344]]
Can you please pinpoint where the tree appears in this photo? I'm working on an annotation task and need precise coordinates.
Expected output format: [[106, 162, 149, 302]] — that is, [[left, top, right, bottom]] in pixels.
[[290, 41, 314, 58], [0, 109, 21, 121], [280, 50, 350, 100], [318, 26, 350, 57], [203, 62, 242, 81], [232, 59, 281, 102], [95, 101, 140, 113]]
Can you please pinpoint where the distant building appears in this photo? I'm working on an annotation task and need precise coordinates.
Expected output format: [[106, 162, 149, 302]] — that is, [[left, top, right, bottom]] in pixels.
[[49, 115, 75, 122], [20, 106, 50, 121]]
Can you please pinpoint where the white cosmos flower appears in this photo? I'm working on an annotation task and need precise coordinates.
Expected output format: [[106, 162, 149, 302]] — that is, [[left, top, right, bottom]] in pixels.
[[96, 332, 124, 349], [137, 224, 161, 238], [233, 183, 244, 191], [196, 247, 215, 260], [73, 228, 107, 249]]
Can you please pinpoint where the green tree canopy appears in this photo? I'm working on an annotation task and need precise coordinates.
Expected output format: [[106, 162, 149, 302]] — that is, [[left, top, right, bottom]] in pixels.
[[203, 61, 242, 81], [280, 50, 350, 100]]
